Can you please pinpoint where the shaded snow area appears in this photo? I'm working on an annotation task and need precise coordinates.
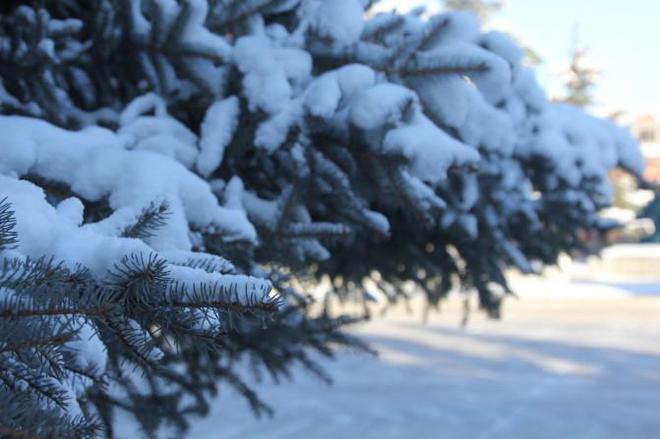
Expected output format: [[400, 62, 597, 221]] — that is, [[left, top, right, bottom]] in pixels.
[[135, 291, 660, 439]]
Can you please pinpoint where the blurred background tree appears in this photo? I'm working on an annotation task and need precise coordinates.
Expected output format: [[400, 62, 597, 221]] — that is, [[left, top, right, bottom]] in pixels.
[[561, 28, 599, 108]]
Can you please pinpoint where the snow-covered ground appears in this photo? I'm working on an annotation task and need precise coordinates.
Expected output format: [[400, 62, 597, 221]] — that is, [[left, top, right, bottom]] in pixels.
[[170, 280, 660, 439]]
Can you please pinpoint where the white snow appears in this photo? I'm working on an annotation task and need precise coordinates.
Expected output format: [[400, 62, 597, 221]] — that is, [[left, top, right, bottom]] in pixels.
[[304, 64, 376, 119], [300, 0, 365, 45], [118, 93, 168, 126], [255, 100, 303, 152], [197, 96, 240, 177], [117, 93, 200, 169], [234, 35, 311, 115], [413, 43, 512, 105], [0, 175, 271, 307], [166, 265, 271, 302], [304, 74, 343, 118], [234, 36, 294, 114], [408, 75, 472, 127], [336, 64, 377, 97], [179, 0, 232, 61], [241, 190, 280, 230], [383, 113, 479, 184], [68, 322, 107, 374], [479, 31, 524, 67], [127, 0, 151, 38], [517, 103, 644, 191], [362, 209, 391, 236], [350, 83, 418, 130], [414, 11, 481, 50], [133, 292, 660, 439], [0, 116, 257, 248], [456, 88, 515, 155]]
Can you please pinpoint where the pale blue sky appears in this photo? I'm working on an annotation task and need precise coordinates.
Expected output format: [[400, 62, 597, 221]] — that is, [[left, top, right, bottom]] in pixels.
[[374, 0, 660, 116], [497, 0, 660, 115]]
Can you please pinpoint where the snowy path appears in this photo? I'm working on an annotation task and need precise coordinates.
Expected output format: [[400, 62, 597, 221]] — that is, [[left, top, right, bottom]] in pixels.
[[179, 291, 660, 439]]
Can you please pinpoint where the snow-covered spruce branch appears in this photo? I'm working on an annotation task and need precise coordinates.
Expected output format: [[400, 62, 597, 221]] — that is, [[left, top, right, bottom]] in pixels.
[[0, 188, 276, 436]]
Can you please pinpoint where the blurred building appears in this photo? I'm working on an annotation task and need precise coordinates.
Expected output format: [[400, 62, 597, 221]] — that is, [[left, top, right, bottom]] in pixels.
[[630, 114, 660, 183], [592, 114, 658, 244]]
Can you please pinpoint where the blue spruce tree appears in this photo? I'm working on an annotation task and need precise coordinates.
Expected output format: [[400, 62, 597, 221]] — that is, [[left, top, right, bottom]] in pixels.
[[0, 0, 643, 437]]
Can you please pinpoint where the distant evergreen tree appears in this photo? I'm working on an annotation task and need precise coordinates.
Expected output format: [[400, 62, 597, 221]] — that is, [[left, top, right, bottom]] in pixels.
[[0, 1, 642, 437], [562, 30, 599, 108]]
